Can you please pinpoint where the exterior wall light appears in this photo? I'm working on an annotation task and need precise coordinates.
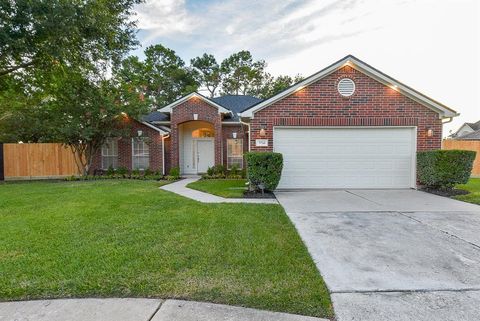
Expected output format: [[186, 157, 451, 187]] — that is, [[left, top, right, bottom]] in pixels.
[[137, 130, 143, 137], [232, 132, 237, 139], [193, 113, 198, 120], [259, 127, 267, 137], [427, 128, 434, 137]]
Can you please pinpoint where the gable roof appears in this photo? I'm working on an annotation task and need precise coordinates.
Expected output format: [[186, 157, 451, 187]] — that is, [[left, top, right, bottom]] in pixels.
[[158, 92, 231, 114], [239, 55, 459, 119], [466, 120, 480, 131], [455, 129, 480, 140]]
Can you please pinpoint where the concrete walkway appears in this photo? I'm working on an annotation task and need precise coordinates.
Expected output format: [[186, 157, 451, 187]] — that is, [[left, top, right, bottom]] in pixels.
[[160, 177, 278, 204], [0, 299, 327, 321]]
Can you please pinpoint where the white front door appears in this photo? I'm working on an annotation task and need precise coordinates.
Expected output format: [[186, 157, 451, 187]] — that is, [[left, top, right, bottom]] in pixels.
[[274, 127, 416, 189], [196, 139, 215, 173]]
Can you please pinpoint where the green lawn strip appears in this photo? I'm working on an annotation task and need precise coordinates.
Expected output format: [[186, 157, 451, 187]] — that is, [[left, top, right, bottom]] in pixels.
[[0, 180, 332, 318], [454, 178, 480, 205], [186, 179, 247, 198]]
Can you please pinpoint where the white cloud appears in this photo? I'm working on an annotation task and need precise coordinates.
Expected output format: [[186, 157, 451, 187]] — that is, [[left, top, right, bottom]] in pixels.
[[134, 0, 479, 135]]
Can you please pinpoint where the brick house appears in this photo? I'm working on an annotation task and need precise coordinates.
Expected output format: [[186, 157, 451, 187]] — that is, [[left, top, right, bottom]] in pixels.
[[92, 55, 458, 189]]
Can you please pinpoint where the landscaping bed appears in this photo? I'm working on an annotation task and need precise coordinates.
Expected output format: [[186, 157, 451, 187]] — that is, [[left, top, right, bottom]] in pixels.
[[0, 180, 332, 318]]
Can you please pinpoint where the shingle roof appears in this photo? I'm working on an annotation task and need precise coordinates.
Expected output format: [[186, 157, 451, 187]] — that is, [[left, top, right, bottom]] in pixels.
[[456, 129, 480, 140], [211, 95, 263, 114], [211, 95, 263, 121], [142, 94, 262, 124], [466, 120, 480, 131], [141, 111, 169, 122]]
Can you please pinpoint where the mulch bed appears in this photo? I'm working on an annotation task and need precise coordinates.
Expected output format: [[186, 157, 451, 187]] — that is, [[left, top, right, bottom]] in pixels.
[[243, 190, 276, 199], [420, 187, 470, 197]]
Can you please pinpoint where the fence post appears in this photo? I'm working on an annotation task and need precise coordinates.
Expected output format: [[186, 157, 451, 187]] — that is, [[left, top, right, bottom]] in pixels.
[[0, 143, 4, 181]]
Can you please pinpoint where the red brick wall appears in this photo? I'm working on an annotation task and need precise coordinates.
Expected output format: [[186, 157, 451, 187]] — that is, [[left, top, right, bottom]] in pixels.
[[221, 124, 249, 169], [170, 97, 223, 168], [91, 118, 164, 173], [250, 65, 442, 152]]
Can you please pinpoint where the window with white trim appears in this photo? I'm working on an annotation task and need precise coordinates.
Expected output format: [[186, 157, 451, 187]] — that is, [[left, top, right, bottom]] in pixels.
[[132, 138, 150, 170], [227, 139, 243, 169], [101, 138, 118, 169]]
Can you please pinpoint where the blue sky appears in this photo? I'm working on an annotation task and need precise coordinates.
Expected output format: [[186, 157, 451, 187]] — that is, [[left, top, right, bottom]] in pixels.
[[133, 0, 479, 135]]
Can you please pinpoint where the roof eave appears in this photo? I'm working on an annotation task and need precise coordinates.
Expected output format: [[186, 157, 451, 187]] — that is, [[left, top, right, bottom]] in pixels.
[[158, 92, 232, 115]]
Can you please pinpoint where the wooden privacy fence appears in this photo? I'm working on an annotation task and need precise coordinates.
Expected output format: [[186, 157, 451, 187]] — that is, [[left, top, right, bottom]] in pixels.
[[442, 139, 480, 177], [2, 143, 80, 180]]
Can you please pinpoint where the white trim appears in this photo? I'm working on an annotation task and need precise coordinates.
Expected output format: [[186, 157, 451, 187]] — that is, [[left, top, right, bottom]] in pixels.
[[141, 121, 168, 135], [158, 92, 231, 114], [272, 125, 418, 189], [240, 55, 458, 119]]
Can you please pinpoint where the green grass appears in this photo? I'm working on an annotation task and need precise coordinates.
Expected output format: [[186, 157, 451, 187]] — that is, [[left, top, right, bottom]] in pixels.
[[187, 179, 248, 198], [0, 180, 332, 318], [455, 178, 480, 205]]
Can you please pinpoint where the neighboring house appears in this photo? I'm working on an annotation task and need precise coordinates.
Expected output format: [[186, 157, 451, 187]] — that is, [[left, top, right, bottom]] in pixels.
[[91, 55, 458, 189], [450, 120, 480, 140]]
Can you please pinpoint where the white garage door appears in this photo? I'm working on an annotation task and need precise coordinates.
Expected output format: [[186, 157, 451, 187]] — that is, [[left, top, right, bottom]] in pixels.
[[274, 127, 416, 189]]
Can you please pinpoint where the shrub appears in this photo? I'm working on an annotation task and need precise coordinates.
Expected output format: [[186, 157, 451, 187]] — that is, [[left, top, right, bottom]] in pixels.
[[245, 152, 283, 192], [105, 166, 115, 176], [169, 166, 180, 179], [417, 149, 476, 190], [116, 166, 129, 176], [204, 165, 226, 179]]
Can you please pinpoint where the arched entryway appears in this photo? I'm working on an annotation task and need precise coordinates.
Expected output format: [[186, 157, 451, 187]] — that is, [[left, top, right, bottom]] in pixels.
[[178, 121, 215, 174]]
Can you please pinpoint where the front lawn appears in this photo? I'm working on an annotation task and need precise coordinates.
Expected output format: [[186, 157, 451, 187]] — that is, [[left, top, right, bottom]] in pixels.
[[187, 179, 247, 198], [0, 180, 332, 318], [455, 178, 480, 205]]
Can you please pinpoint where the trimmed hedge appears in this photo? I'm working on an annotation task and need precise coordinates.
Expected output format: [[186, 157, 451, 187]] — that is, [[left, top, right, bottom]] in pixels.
[[245, 152, 283, 191], [417, 149, 476, 189]]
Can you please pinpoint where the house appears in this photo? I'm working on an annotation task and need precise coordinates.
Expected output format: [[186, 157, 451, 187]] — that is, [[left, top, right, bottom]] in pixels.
[[450, 120, 480, 140], [91, 55, 458, 189]]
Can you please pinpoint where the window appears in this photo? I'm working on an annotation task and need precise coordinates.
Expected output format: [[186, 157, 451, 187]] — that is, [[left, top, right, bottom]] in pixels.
[[227, 139, 243, 169], [101, 138, 118, 169], [132, 138, 150, 170]]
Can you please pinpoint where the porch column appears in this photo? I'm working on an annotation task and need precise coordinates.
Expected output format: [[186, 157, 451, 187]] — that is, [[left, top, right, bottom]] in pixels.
[[170, 123, 180, 170], [214, 121, 222, 166]]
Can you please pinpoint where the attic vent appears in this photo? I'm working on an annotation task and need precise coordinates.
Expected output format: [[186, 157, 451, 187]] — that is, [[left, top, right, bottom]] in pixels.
[[337, 78, 355, 97]]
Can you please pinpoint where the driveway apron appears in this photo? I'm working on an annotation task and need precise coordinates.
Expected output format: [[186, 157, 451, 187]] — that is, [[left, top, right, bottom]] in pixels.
[[276, 189, 480, 321]]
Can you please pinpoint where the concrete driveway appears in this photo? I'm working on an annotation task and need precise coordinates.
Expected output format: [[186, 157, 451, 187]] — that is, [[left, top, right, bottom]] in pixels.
[[275, 189, 480, 321]]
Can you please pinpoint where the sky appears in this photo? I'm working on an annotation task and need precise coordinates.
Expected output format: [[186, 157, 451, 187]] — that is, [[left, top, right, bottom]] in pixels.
[[133, 0, 480, 136]]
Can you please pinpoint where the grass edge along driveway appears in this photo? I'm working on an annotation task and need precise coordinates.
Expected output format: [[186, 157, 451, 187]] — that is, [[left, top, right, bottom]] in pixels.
[[0, 180, 333, 318], [455, 178, 480, 205]]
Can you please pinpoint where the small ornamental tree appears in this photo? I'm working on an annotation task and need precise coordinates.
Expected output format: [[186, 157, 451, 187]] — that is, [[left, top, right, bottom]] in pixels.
[[417, 150, 476, 190], [245, 152, 283, 192], [52, 70, 149, 176]]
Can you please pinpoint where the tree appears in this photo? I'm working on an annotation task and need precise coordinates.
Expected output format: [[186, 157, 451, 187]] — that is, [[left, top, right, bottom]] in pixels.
[[114, 45, 198, 108], [0, 0, 142, 77], [51, 68, 149, 175], [190, 54, 221, 97], [257, 74, 304, 99], [220, 50, 267, 95]]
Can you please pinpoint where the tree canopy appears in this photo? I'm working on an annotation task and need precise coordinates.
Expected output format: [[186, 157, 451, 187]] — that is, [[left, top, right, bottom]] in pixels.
[[0, 0, 303, 175]]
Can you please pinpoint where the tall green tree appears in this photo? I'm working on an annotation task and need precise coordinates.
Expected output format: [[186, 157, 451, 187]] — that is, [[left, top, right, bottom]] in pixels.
[[190, 53, 221, 97], [114, 45, 198, 107], [220, 50, 267, 95], [257, 74, 304, 99], [0, 0, 142, 77]]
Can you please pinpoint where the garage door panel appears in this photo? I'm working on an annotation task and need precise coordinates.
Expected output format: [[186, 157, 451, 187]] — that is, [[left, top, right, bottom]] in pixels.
[[274, 127, 415, 189]]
